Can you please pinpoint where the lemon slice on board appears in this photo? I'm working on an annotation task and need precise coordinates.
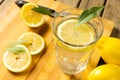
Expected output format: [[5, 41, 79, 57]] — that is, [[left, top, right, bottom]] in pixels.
[[18, 32, 45, 55], [3, 45, 32, 73], [20, 3, 44, 27]]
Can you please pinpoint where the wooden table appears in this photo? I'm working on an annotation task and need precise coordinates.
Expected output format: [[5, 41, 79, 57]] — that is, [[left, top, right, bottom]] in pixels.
[[0, 0, 116, 80]]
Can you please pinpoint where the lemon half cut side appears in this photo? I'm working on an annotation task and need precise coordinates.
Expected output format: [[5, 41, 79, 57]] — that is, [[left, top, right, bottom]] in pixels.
[[20, 3, 44, 27]]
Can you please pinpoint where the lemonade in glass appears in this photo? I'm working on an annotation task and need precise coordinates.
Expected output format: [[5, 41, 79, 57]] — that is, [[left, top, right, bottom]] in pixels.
[[53, 8, 103, 74]]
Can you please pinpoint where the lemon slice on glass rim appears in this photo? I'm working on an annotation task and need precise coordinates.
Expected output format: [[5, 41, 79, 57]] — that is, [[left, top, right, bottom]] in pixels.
[[3, 45, 32, 73], [20, 3, 44, 27], [18, 32, 45, 55]]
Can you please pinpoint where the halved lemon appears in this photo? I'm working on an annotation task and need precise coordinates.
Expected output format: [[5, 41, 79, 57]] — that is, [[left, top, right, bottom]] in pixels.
[[3, 45, 32, 73], [20, 3, 44, 27], [18, 32, 45, 55]]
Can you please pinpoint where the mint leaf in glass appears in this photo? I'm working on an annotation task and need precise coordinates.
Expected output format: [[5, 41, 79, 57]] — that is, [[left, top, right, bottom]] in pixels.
[[78, 6, 104, 26]]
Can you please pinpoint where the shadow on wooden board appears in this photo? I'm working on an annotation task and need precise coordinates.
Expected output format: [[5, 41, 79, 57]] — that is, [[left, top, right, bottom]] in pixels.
[[0, 0, 4, 5], [110, 27, 120, 38]]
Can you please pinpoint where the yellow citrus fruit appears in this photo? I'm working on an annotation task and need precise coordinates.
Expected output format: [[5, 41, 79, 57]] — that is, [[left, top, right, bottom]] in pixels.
[[88, 64, 120, 80], [18, 32, 45, 55], [3, 45, 32, 73], [20, 3, 44, 27], [97, 36, 120, 65], [55, 19, 96, 51], [57, 19, 95, 45]]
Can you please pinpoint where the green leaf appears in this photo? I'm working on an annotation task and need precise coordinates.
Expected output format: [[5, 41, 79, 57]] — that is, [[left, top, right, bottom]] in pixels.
[[6, 46, 25, 53], [32, 7, 52, 15], [9, 40, 28, 47], [6, 40, 28, 53], [78, 6, 104, 26]]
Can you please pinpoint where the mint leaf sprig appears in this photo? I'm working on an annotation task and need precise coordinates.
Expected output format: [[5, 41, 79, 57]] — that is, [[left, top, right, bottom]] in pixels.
[[32, 7, 52, 15], [32, 5, 104, 26], [9, 40, 28, 47], [6, 47, 25, 53], [78, 6, 104, 26], [6, 40, 28, 53]]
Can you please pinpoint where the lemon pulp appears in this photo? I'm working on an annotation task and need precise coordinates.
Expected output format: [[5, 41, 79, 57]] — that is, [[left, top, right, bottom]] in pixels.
[[56, 18, 96, 46], [3, 45, 32, 72], [18, 32, 45, 55]]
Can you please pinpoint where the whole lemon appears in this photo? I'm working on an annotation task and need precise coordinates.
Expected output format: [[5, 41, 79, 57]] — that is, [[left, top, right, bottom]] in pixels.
[[97, 36, 120, 65], [88, 64, 120, 80]]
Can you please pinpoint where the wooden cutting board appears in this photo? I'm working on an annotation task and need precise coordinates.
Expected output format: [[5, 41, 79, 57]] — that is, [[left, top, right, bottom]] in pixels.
[[0, 0, 114, 80]]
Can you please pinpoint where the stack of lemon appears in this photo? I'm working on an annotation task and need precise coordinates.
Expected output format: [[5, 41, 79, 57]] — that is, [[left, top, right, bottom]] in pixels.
[[3, 32, 45, 73], [3, 3, 45, 73], [88, 36, 120, 80]]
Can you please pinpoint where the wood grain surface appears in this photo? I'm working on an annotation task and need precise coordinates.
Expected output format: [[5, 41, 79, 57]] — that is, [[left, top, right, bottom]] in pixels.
[[0, 0, 114, 80], [79, 0, 104, 9], [56, 0, 80, 7]]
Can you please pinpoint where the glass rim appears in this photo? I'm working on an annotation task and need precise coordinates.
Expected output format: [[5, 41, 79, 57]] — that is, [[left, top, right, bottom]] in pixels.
[[52, 8, 104, 47]]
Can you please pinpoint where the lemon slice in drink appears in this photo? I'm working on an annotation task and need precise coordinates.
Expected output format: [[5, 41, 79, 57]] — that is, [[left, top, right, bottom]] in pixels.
[[57, 19, 95, 46], [18, 32, 45, 55], [3, 45, 32, 73], [20, 3, 44, 27]]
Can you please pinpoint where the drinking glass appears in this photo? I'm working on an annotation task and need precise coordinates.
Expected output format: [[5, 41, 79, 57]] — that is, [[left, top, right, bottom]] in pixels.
[[52, 8, 103, 74]]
